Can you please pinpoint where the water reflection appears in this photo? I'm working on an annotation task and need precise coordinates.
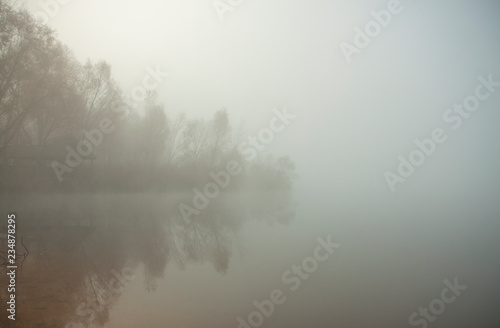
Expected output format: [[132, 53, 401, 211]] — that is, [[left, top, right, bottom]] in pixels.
[[0, 191, 294, 328]]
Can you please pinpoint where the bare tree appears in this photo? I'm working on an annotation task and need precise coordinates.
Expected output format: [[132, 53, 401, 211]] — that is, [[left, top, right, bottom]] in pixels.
[[208, 108, 230, 166]]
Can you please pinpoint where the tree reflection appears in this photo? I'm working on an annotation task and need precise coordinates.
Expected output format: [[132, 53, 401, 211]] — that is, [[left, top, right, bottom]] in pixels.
[[0, 190, 294, 327]]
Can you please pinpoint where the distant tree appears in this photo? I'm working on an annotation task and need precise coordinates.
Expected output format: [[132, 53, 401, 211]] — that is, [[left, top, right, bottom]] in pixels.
[[141, 92, 168, 165], [164, 112, 185, 165], [77, 60, 123, 133], [208, 108, 230, 166], [180, 118, 209, 166]]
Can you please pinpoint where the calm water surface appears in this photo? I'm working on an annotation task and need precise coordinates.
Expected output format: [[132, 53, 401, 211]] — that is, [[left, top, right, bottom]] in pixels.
[[1, 189, 499, 328]]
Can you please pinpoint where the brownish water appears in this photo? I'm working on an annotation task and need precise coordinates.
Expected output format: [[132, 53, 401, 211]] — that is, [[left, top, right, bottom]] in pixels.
[[1, 190, 499, 328]]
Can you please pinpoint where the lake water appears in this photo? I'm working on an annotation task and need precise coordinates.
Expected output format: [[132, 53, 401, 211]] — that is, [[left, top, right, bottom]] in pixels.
[[1, 188, 499, 328]]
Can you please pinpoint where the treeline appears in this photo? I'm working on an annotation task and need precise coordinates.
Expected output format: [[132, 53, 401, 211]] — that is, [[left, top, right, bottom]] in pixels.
[[0, 1, 295, 192]]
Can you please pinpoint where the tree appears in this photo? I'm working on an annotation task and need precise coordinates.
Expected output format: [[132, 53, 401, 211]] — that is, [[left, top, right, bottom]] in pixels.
[[24, 44, 84, 147], [141, 92, 168, 165], [164, 112, 185, 165], [77, 60, 123, 133], [208, 108, 230, 166], [0, 1, 61, 151], [180, 118, 209, 166]]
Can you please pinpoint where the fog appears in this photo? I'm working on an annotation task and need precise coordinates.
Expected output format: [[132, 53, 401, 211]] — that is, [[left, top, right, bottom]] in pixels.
[[1, 0, 500, 327]]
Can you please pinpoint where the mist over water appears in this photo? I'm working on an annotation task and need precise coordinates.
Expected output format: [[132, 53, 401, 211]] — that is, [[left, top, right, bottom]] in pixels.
[[2, 189, 499, 327], [1, 0, 500, 327]]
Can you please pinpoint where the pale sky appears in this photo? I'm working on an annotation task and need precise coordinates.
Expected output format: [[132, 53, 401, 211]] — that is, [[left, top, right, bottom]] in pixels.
[[18, 0, 500, 196]]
